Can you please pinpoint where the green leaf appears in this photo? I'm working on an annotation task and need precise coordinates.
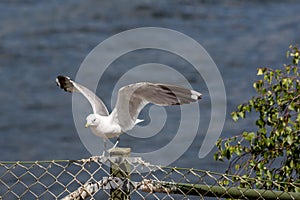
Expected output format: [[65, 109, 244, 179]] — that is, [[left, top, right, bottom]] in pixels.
[[257, 162, 264, 170], [238, 111, 245, 118], [290, 160, 294, 168], [293, 66, 298, 74], [231, 112, 239, 122], [213, 153, 221, 161], [257, 68, 264, 75], [285, 65, 291, 74], [256, 119, 265, 128], [288, 102, 295, 111], [243, 132, 255, 141], [287, 135, 293, 145]]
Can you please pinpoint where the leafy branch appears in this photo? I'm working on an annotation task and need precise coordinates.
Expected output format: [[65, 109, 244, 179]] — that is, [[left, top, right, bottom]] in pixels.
[[214, 45, 300, 192]]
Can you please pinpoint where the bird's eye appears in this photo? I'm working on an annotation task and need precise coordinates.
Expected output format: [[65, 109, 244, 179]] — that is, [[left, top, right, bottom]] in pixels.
[[93, 119, 96, 122]]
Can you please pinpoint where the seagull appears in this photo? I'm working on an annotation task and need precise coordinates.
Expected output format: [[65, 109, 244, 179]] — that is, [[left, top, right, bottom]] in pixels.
[[56, 75, 202, 155]]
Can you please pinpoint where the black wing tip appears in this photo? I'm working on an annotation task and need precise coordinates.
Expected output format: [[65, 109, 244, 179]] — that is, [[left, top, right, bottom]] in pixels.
[[56, 75, 73, 92], [196, 93, 202, 100], [56, 75, 70, 81]]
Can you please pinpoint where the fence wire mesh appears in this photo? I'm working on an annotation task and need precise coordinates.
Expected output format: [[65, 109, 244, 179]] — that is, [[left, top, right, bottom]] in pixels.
[[0, 154, 299, 200]]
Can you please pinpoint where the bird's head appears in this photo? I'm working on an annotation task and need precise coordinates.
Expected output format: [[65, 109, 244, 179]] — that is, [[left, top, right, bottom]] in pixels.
[[85, 114, 100, 128]]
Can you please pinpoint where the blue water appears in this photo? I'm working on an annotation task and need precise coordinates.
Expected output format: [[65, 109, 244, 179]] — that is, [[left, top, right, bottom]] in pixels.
[[0, 0, 300, 173]]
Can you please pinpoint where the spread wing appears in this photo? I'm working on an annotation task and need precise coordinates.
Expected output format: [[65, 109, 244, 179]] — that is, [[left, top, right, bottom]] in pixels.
[[110, 82, 202, 132], [56, 75, 109, 116]]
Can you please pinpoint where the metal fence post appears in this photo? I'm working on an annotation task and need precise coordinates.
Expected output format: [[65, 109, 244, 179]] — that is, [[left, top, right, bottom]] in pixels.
[[110, 147, 131, 200]]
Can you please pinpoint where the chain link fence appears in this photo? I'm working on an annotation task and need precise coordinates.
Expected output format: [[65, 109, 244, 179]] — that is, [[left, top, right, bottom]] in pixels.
[[1, 149, 300, 200]]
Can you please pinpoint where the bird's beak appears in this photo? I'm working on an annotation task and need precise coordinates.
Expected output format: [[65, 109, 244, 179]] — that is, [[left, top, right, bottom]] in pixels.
[[85, 123, 89, 128]]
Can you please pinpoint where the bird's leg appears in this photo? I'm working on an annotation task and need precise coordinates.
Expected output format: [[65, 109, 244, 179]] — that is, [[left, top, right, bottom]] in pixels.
[[102, 138, 107, 157], [112, 137, 120, 149]]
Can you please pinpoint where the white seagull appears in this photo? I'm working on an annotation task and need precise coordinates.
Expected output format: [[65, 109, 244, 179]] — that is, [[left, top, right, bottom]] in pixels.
[[56, 75, 202, 154]]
